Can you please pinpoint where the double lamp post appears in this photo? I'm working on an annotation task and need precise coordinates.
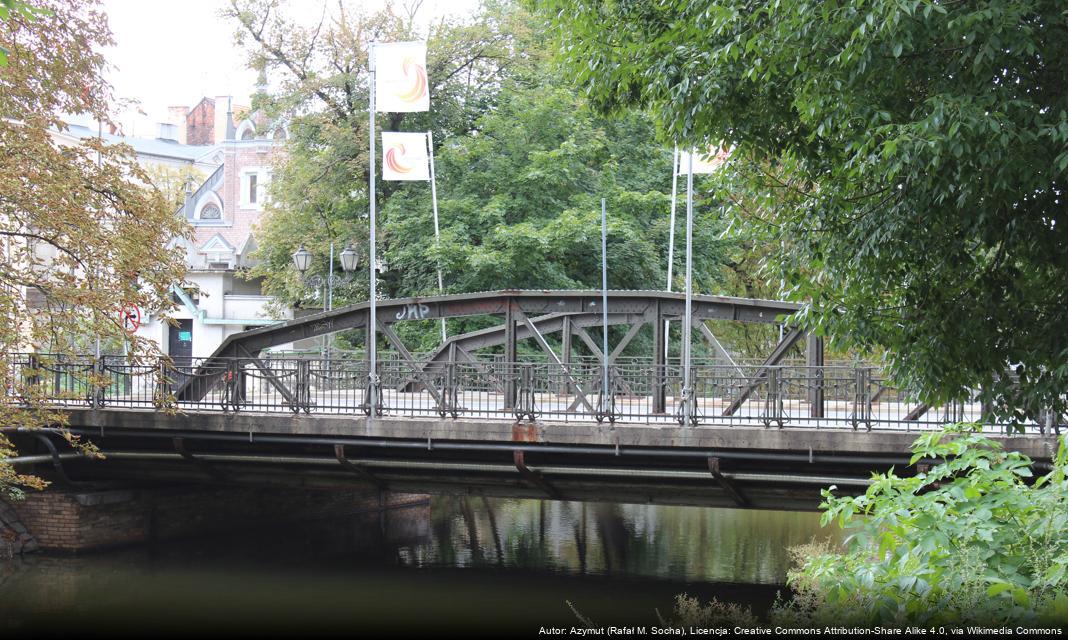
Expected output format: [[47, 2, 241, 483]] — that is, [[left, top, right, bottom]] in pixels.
[[291, 243, 360, 359]]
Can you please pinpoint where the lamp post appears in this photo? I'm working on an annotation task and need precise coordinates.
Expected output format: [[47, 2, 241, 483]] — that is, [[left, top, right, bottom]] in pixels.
[[292, 244, 358, 359], [291, 244, 359, 308]]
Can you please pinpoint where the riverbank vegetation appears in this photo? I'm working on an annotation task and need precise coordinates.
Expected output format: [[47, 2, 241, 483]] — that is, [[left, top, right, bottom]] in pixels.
[[664, 426, 1068, 625], [778, 425, 1068, 625]]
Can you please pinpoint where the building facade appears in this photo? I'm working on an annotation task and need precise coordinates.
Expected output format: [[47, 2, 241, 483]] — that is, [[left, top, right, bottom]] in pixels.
[[132, 101, 291, 360]]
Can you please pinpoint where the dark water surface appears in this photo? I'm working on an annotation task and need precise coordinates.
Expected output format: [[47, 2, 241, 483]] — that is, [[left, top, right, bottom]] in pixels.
[[0, 497, 841, 636]]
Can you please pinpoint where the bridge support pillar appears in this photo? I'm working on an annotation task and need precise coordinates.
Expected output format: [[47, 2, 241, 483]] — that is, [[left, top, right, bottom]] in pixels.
[[807, 333, 824, 418], [652, 302, 666, 413], [504, 301, 517, 409]]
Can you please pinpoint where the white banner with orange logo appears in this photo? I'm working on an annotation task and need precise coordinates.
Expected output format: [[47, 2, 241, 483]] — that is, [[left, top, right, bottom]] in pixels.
[[677, 146, 732, 174], [374, 41, 430, 113], [381, 132, 430, 181]]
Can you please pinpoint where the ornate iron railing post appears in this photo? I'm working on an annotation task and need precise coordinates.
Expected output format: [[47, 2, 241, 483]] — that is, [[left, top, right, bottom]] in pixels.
[[363, 360, 382, 417], [762, 367, 784, 428], [294, 359, 311, 414], [92, 356, 106, 408], [675, 368, 697, 426], [513, 363, 536, 422], [851, 366, 872, 431], [595, 364, 617, 424]]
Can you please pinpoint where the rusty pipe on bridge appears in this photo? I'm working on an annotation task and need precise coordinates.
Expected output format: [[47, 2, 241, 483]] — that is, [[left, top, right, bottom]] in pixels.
[[55, 426, 938, 467], [7, 448, 876, 487], [21, 427, 1057, 471]]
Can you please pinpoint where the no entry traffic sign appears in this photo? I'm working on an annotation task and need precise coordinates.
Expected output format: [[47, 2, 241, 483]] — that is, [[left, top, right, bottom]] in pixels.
[[120, 304, 140, 334]]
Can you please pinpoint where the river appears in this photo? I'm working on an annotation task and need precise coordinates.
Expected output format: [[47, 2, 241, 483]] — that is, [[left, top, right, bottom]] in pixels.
[[0, 497, 841, 635]]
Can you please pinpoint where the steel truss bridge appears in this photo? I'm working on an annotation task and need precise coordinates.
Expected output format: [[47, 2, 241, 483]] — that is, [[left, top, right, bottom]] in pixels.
[[4, 290, 1060, 510]]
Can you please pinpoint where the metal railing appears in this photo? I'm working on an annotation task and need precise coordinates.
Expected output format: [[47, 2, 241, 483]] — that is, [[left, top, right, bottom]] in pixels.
[[1, 353, 1058, 433]]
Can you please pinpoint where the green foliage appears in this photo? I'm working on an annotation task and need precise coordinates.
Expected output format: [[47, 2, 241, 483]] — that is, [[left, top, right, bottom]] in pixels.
[[239, 2, 743, 354], [0, 0, 50, 65], [386, 84, 723, 295], [776, 425, 1068, 625], [236, 0, 545, 313], [535, 0, 1068, 423]]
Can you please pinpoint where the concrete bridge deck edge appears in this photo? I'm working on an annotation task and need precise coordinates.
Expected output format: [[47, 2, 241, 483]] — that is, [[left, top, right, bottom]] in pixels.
[[63, 409, 1058, 460]]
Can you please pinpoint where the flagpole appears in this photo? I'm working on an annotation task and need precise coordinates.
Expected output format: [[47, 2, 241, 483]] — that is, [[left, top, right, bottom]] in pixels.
[[665, 145, 678, 366], [426, 130, 446, 344], [367, 41, 379, 416], [601, 197, 609, 418], [682, 149, 694, 425]]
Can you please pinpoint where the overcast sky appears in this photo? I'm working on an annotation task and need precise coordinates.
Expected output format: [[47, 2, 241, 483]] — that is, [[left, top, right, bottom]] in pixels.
[[95, 0, 480, 138]]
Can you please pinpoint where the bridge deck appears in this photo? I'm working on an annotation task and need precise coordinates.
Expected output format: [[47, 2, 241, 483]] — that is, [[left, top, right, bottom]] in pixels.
[[8, 348, 1061, 511]]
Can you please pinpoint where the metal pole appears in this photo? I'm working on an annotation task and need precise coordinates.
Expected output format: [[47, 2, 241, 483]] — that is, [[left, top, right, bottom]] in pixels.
[[328, 241, 334, 312], [95, 118, 103, 361], [601, 197, 609, 411], [682, 149, 694, 422], [427, 131, 446, 344], [665, 145, 678, 365], [367, 41, 378, 415], [326, 240, 334, 362]]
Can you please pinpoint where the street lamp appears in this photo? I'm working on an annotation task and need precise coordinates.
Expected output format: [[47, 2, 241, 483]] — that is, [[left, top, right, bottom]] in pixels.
[[291, 245, 312, 274], [292, 244, 358, 304], [339, 245, 358, 273], [292, 243, 358, 364]]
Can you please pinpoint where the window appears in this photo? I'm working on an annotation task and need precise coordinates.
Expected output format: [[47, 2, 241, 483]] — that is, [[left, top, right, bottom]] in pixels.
[[199, 204, 221, 220], [241, 168, 268, 208], [241, 128, 255, 141]]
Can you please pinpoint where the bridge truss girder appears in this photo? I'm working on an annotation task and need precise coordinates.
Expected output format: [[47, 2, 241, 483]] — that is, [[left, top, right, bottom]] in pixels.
[[179, 289, 816, 417]]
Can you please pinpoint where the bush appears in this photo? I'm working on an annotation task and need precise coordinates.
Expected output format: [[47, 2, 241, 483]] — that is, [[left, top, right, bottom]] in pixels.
[[774, 424, 1068, 625]]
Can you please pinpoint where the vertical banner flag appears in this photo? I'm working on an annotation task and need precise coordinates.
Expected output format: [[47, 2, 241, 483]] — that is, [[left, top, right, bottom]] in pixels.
[[381, 132, 431, 181], [677, 146, 732, 174], [374, 41, 430, 113]]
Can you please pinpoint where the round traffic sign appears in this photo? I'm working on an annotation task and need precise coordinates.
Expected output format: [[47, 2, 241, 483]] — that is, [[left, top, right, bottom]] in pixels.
[[120, 304, 141, 334]]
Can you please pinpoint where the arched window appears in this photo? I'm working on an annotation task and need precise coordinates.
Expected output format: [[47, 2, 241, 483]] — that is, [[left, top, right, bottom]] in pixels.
[[236, 119, 257, 141], [273, 127, 287, 141], [199, 204, 221, 220]]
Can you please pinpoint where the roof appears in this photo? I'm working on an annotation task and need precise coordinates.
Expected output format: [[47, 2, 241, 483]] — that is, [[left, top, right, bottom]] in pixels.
[[60, 123, 219, 163]]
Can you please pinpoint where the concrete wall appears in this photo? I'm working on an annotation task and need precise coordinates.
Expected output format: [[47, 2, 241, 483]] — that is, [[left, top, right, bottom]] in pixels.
[[0, 486, 427, 554]]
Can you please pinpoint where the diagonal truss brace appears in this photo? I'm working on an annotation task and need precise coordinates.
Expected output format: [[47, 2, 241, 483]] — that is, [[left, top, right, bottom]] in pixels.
[[721, 327, 806, 417], [238, 345, 301, 410], [377, 319, 445, 408], [514, 307, 596, 413]]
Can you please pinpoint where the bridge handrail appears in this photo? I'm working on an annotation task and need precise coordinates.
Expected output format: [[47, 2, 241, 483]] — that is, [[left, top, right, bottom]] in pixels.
[[1, 352, 1060, 433]]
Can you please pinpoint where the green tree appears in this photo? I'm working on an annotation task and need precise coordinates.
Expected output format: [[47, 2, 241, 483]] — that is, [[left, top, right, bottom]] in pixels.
[[233, 1, 749, 355], [227, 0, 540, 311], [776, 425, 1068, 625], [0, 0, 189, 493], [534, 0, 1068, 423], [381, 80, 733, 352]]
